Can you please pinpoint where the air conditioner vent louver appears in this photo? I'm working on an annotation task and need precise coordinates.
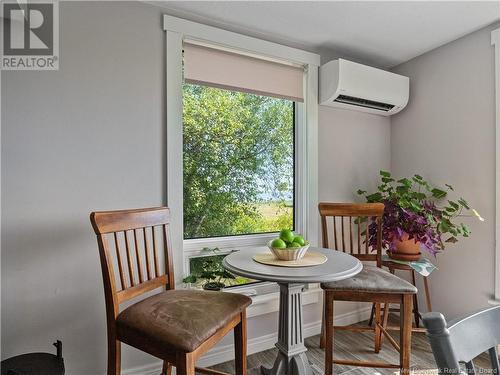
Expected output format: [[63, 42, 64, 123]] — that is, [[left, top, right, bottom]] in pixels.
[[319, 59, 409, 116], [334, 95, 395, 112]]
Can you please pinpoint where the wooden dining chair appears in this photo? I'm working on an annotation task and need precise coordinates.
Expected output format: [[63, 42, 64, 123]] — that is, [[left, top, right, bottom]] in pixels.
[[318, 203, 417, 374], [424, 306, 500, 374], [90, 207, 251, 375]]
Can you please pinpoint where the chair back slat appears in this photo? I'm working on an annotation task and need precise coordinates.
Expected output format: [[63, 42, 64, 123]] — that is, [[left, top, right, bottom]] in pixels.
[[144, 227, 154, 278], [357, 220, 361, 253], [423, 306, 500, 373], [113, 232, 126, 289], [349, 217, 353, 252], [365, 219, 370, 254], [133, 229, 145, 283], [321, 215, 328, 249], [123, 230, 136, 287], [319, 203, 384, 265], [143, 227, 153, 280], [340, 218, 345, 251], [163, 223, 176, 288], [90, 207, 174, 315], [332, 217, 338, 249], [152, 226, 161, 277]]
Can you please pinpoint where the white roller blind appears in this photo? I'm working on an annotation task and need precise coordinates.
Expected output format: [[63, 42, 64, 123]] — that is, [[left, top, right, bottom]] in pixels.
[[183, 42, 304, 102]]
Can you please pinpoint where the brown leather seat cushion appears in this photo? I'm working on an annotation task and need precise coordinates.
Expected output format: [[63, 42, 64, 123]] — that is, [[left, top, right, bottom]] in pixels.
[[321, 265, 417, 294], [116, 289, 252, 353]]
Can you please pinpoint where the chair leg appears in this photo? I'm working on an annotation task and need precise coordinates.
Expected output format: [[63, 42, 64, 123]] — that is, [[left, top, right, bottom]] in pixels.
[[176, 353, 195, 375], [320, 292, 326, 349], [423, 275, 433, 312], [234, 311, 247, 375], [378, 267, 395, 349], [411, 271, 420, 327], [324, 292, 334, 375], [400, 294, 413, 374], [107, 337, 121, 375], [368, 303, 375, 327], [374, 302, 381, 353], [162, 361, 172, 375], [378, 302, 390, 349]]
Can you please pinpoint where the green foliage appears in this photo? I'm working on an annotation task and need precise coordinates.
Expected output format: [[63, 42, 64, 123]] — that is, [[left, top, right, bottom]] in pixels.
[[182, 248, 235, 286], [183, 84, 294, 239], [233, 202, 293, 234], [358, 170, 483, 253], [182, 248, 252, 289]]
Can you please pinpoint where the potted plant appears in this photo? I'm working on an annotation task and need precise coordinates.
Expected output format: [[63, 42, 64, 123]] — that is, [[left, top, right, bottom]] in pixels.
[[182, 248, 236, 291], [357, 171, 483, 260]]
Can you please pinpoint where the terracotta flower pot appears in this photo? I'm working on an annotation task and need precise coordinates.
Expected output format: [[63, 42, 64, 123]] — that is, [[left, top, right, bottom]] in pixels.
[[389, 233, 421, 261]]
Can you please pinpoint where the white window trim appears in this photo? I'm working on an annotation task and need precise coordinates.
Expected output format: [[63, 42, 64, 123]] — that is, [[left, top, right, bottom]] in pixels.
[[492, 28, 500, 304], [163, 15, 320, 285]]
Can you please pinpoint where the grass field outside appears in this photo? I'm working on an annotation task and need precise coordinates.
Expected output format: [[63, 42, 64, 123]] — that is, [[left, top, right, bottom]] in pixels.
[[232, 200, 293, 234], [256, 201, 292, 221]]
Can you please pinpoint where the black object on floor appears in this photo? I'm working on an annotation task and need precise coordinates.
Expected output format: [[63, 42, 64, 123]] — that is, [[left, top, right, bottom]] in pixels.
[[1, 341, 65, 375]]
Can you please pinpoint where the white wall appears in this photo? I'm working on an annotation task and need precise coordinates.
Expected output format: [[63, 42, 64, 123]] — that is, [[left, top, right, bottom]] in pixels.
[[391, 21, 500, 318], [1, 2, 392, 374]]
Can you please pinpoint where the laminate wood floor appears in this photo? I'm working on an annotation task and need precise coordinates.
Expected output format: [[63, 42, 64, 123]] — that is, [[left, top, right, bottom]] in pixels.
[[209, 318, 493, 375]]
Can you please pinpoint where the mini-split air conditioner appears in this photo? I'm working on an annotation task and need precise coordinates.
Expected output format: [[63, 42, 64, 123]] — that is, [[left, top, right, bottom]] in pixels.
[[319, 59, 409, 116]]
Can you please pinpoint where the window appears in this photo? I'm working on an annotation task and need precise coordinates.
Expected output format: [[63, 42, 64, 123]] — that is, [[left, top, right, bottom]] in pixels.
[[164, 16, 319, 265], [183, 83, 295, 239]]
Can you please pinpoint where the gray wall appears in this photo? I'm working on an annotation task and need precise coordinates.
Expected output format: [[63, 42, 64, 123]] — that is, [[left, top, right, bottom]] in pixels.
[[391, 21, 500, 318], [1, 2, 167, 373], [318, 106, 391, 317], [5, 0, 496, 373], [1, 2, 392, 374]]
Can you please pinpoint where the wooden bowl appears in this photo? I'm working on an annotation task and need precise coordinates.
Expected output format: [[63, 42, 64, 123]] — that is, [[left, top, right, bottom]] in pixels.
[[267, 241, 310, 261]]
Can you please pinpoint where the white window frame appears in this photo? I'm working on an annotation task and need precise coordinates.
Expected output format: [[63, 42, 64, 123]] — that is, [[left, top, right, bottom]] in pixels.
[[492, 27, 500, 304], [163, 15, 320, 284]]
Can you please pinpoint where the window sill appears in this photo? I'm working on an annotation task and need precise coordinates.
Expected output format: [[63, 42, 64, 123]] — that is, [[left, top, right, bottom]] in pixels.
[[183, 232, 278, 254]]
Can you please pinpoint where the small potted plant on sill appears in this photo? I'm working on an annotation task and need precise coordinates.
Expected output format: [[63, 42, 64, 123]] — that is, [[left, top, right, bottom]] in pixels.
[[357, 171, 483, 260], [182, 248, 236, 291]]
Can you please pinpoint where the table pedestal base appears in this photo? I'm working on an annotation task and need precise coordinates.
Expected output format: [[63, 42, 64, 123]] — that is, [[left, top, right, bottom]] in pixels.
[[261, 352, 312, 375], [260, 284, 317, 375]]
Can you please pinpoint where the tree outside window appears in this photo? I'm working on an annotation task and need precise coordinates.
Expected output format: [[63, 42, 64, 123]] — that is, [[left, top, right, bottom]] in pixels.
[[183, 84, 295, 239]]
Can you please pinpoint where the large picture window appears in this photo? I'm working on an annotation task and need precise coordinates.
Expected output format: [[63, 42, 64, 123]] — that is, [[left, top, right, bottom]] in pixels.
[[183, 83, 295, 239], [164, 16, 319, 284]]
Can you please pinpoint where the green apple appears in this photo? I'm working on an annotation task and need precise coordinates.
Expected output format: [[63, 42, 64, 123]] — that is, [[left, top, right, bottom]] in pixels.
[[271, 238, 287, 249], [288, 241, 302, 248], [279, 229, 295, 243], [293, 235, 305, 246]]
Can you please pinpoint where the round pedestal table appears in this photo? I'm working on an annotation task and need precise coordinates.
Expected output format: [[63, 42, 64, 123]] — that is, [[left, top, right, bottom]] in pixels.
[[223, 247, 362, 375]]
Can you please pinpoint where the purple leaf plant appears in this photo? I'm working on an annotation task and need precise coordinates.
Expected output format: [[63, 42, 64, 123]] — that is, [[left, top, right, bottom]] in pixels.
[[358, 171, 483, 256]]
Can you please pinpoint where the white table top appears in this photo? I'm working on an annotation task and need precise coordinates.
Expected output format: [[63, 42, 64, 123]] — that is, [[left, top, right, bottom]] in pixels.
[[223, 247, 362, 284]]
